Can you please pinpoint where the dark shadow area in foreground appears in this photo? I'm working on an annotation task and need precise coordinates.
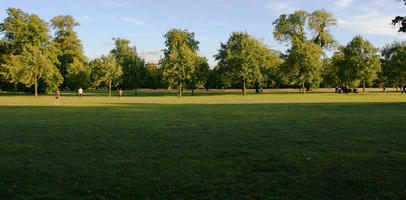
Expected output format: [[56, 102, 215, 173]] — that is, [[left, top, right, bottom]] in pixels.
[[0, 102, 405, 199]]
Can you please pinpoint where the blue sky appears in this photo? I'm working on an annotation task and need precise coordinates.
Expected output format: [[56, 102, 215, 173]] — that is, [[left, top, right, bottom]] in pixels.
[[1, 0, 405, 66]]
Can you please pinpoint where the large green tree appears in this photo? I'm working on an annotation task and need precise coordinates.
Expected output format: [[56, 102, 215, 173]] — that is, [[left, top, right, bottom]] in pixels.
[[51, 15, 88, 89], [111, 38, 145, 93], [161, 29, 200, 97], [215, 32, 279, 96], [0, 8, 62, 93], [282, 38, 324, 93], [0, 45, 62, 96], [340, 36, 381, 92], [273, 9, 337, 49], [0, 8, 51, 54], [381, 40, 406, 89], [92, 54, 122, 97]]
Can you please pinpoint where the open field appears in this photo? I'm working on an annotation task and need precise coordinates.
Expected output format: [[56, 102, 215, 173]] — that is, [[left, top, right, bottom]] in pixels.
[[1, 94, 406, 199]]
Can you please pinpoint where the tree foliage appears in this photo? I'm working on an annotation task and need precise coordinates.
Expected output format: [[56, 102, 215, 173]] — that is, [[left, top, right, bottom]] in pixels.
[[0, 8, 62, 94], [381, 40, 406, 87], [282, 38, 324, 92], [215, 31, 280, 95], [111, 38, 145, 92], [51, 15, 88, 89], [273, 9, 337, 49], [339, 36, 381, 92], [91, 54, 122, 96], [188, 56, 209, 95], [161, 29, 200, 96], [0, 45, 62, 96]]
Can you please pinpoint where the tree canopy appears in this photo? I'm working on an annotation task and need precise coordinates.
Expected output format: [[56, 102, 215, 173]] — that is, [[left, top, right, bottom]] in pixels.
[[282, 37, 324, 93], [92, 54, 122, 97], [215, 31, 280, 95], [381, 40, 406, 87], [111, 38, 145, 92], [0, 45, 62, 96], [340, 35, 381, 92], [161, 29, 200, 97], [51, 15, 87, 89], [273, 9, 337, 49]]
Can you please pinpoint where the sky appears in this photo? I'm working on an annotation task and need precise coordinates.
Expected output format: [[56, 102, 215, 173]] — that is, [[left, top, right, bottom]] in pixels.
[[1, 0, 406, 67]]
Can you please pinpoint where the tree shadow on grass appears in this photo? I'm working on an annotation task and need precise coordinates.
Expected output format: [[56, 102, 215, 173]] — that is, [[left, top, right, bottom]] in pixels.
[[0, 102, 405, 199]]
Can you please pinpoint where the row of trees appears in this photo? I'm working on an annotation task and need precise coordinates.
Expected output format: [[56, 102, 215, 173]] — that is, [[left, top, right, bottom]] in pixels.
[[0, 7, 405, 96]]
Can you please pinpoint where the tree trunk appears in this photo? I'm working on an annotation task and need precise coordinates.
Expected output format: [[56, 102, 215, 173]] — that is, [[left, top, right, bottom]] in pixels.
[[302, 82, 306, 94], [135, 88, 138, 96], [109, 80, 112, 97], [363, 80, 366, 93], [243, 79, 246, 96], [178, 82, 182, 97], [255, 83, 259, 94], [192, 87, 195, 96], [34, 81, 38, 97]]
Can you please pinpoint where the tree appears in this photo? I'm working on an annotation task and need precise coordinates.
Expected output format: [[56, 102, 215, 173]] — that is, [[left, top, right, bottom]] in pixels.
[[188, 56, 209, 95], [51, 15, 88, 89], [282, 38, 324, 93], [0, 8, 61, 93], [0, 45, 62, 96], [161, 29, 200, 97], [321, 52, 343, 88], [273, 9, 337, 49], [215, 32, 278, 96], [92, 54, 122, 97], [340, 36, 381, 92], [381, 41, 406, 89], [145, 63, 164, 89], [0, 8, 51, 55], [273, 10, 308, 43], [308, 9, 338, 49], [393, 0, 406, 32], [64, 58, 90, 90], [111, 38, 145, 93]]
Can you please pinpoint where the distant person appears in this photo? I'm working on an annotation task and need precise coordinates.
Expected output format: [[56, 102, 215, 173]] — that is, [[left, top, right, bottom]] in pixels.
[[55, 88, 60, 105], [383, 86, 386, 93], [78, 87, 83, 96], [119, 88, 123, 98], [403, 84, 406, 94]]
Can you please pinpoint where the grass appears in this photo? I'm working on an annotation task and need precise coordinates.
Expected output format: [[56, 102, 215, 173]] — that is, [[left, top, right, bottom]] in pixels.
[[0, 93, 405, 199]]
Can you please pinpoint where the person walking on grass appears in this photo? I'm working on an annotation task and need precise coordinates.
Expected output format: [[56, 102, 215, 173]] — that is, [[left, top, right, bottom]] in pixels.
[[78, 87, 83, 97], [55, 88, 60, 105]]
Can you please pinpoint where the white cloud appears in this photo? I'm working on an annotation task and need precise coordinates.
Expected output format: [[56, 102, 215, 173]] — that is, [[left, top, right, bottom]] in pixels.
[[101, 1, 124, 7], [338, 9, 402, 36], [117, 17, 143, 25], [81, 15, 92, 22], [335, 0, 353, 7], [267, 0, 295, 15]]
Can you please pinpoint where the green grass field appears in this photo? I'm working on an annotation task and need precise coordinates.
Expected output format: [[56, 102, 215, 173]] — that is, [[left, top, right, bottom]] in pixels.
[[1, 93, 405, 199]]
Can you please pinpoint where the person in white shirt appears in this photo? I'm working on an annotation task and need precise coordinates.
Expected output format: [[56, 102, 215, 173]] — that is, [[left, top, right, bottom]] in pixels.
[[78, 87, 83, 96]]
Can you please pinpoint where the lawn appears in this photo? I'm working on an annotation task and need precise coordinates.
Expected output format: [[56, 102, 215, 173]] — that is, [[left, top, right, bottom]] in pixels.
[[0, 94, 405, 199]]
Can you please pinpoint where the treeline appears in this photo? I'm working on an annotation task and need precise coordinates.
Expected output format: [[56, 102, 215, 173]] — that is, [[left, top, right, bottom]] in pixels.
[[1, 8, 406, 96]]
